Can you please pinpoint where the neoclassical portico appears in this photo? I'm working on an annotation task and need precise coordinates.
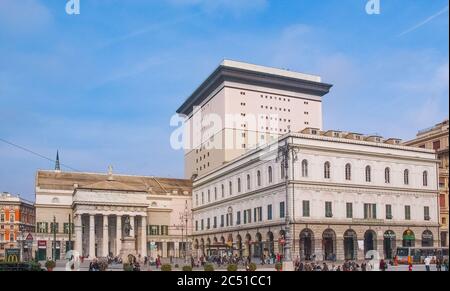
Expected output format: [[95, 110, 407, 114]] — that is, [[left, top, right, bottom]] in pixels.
[[72, 179, 149, 258]]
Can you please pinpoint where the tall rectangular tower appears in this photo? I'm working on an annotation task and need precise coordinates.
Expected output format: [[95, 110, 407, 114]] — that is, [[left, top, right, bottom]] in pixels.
[[177, 60, 333, 179]]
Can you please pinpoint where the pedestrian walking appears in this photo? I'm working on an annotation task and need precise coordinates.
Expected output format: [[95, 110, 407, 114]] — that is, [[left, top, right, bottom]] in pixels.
[[424, 256, 431, 271]]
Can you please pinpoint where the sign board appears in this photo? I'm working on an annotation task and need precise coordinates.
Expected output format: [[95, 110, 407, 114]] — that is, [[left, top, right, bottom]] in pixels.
[[25, 233, 33, 241], [38, 240, 47, 249], [5, 249, 20, 263]]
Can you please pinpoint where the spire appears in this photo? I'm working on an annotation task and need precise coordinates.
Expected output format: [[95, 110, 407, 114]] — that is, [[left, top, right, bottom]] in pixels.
[[55, 150, 61, 171]]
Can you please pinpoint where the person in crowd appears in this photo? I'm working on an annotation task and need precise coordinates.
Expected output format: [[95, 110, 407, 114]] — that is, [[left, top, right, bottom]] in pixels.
[[424, 256, 431, 271], [436, 258, 442, 272]]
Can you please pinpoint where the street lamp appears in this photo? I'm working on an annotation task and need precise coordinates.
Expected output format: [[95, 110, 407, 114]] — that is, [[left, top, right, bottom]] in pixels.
[[276, 139, 299, 271], [179, 200, 193, 264]]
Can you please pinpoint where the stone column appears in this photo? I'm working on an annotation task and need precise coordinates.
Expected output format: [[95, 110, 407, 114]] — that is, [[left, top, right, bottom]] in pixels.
[[75, 214, 83, 256], [314, 238, 323, 261], [130, 216, 135, 238], [89, 215, 96, 258], [162, 241, 167, 258], [116, 215, 122, 255], [336, 236, 345, 262], [102, 215, 109, 257], [141, 216, 147, 257], [175, 241, 180, 258]]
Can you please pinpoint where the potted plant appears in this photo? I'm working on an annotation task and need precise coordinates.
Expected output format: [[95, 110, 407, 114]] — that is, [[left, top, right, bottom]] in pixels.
[[248, 263, 257, 271], [182, 265, 193, 272], [227, 264, 238, 272], [123, 263, 133, 272], [161, 264, 172, 271], [45, 260, 56, 271], [204, 263, 214, 272], [275, 262, 283, 271]]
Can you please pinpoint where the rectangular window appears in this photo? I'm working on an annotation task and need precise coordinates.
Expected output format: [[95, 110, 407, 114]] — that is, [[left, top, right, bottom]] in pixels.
[[258, 207, 263, 222], [0, 214, 4, 222], [226, 213, 229, 227], [280, 202, 285, 218], [50, 222, 59, 233], [247, 209, 252, 223], [243, 210, 247, 224], [195, 221, 198, 231], [63, 223, 75, 234], [267, 204, 273, 220], [302, 201, 310, 217], [220, 215, 224, 227], [346, 203, 353, 219], [325, 202, 333, 218], [364, 204, 377, 219], [149, 225, 160, 235], [433, 140, 441, 150], [236, 212, 241, 225], [207, 218, 210, 230], [37, 222, 48, 233], [386, 205, 393, 220], [405, 205, 411, 220], [424, 206, 430, 221], [201, 219, 204, 231], [213, 217, 217, 229]]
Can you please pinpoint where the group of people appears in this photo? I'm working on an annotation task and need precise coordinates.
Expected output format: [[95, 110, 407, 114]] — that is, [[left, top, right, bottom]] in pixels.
[[423, 256, 448, 272]]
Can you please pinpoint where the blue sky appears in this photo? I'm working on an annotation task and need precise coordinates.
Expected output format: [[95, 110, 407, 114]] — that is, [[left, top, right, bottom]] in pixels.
[[0, 0, 448, 201]]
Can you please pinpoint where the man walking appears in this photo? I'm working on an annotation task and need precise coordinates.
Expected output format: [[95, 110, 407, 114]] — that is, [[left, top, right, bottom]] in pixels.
[[424, 256, 431, 271]]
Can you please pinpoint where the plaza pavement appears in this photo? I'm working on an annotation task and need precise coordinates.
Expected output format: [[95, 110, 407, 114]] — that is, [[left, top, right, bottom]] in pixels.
[[46, 259, 447, 271]]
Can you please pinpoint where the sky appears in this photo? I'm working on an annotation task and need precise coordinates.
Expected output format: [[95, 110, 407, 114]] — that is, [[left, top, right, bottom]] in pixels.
[[0, 0, 448, 201]]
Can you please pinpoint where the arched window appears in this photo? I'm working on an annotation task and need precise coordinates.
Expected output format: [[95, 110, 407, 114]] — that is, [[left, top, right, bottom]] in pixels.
[[247, 175, 251, 191], [423, 171, 428, 186], [268, 166, 273, 184], [257, 171, 261, 187], [385, 168, 390, 184], [365, 166, 371, 182], [302, 160, 308, 177], [229, 181, 233, 196], [345, 163, 351, 181], [237, 178, 241, 193], [324, 162, 331, 179]]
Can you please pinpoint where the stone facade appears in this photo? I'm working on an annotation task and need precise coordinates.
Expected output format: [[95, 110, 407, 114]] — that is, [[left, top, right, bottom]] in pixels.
[[191, 131, 440, 262], [34, 169, 192, 261], [404, 119, 449, 247]]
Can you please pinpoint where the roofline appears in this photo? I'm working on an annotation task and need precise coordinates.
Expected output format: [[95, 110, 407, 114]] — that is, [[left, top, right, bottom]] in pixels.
[[35, 169, 191, 183], [176, 60, 333, 116], [193, 132, 437, 182]]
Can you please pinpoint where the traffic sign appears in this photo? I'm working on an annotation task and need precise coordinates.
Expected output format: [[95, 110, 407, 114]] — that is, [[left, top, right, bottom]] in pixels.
[[25, 233, 33, 241]]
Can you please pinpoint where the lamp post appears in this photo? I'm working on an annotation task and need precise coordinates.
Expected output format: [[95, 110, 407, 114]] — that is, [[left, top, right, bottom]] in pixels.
[[52, 216, 57, 261], [276, 139, 299, 271], [179, 200, 191, 264]]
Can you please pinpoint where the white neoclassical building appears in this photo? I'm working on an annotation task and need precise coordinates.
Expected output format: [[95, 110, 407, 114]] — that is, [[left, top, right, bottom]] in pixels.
[[191, 129, 440, 262], [33, 168, 192, 261]]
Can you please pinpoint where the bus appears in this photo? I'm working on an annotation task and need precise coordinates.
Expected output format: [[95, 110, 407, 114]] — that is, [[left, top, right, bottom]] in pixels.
[[395, 247, 449, 264]]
